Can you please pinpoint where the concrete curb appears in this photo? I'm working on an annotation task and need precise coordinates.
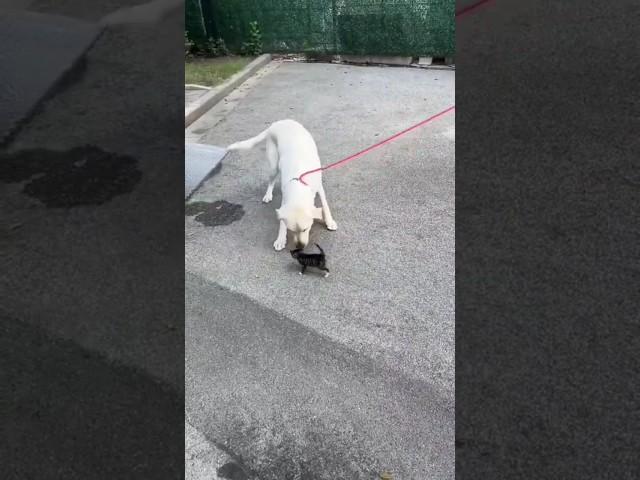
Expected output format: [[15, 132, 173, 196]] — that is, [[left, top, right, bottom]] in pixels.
[[0, 10, 101, 146], [338, 54, 413, 66], [185, 54, 271, 128], [185, 143, 227, 200], [276, 54, 454, 70]]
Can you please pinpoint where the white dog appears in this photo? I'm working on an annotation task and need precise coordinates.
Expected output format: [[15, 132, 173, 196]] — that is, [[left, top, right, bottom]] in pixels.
[[227, 119, 337, 251]]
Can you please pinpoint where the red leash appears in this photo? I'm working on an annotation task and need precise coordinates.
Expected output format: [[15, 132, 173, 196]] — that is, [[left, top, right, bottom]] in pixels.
[[455, 0, 493, 18], [297, 0, 491, 185], [298, 105, 455, 185]]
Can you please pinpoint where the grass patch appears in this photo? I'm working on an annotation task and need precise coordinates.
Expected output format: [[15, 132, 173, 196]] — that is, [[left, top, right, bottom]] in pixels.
[[185, 57, 253, 87]]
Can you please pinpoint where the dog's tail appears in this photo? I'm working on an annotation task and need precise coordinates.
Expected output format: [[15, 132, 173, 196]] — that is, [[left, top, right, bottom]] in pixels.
[[227, 127, 269, 152], [315, 243, 324, 254]]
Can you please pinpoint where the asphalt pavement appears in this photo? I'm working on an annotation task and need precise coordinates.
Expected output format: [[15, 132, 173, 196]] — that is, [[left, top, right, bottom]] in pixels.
[[186, 61, 455, 479], [1, 3, 185, 478]]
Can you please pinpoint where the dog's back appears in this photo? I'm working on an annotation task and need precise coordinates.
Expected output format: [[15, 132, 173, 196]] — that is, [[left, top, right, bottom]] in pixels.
[[227, 120, 320, 174]]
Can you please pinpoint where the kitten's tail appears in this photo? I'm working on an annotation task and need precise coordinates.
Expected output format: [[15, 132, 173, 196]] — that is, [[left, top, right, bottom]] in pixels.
[[227, 127, 269, 152], [315, 243, 324, 254]]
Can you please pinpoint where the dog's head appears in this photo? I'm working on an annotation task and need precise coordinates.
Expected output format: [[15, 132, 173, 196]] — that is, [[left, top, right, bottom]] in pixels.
[[276, 205, 314, 249]]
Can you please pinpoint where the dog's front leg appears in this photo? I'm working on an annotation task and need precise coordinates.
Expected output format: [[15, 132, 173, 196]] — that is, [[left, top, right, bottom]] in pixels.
[[273, 220, 288, 251]]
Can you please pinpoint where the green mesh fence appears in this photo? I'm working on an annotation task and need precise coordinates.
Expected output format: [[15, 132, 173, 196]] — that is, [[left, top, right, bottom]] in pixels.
[[185, 0, 207, 42], [190, 0, 454, 57]]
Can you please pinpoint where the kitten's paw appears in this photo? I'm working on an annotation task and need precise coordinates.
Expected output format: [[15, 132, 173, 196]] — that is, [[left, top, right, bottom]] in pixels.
[[262, 192, 273, 203], [325, 219, 338, 231], [298, 271, 303, 275], [324, 272, 330, 278], [273, 237, 286, 251]]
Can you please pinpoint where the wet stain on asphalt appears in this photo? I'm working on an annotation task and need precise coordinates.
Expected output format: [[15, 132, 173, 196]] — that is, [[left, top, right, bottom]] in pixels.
[[0, 145, 141, 207], [185, 200, 244, 227], [217, 461, 249, 480]]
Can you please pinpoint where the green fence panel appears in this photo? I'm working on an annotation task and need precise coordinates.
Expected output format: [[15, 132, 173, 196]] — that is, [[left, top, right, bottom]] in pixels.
[[185, 0, 207, 42], [199, 0, 454, 57]]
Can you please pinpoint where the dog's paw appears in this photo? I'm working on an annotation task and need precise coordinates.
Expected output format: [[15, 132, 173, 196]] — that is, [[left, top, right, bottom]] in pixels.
[[273, 237, 286, 251], [262, 192, 273, 203], [325, 219, 338, 231]]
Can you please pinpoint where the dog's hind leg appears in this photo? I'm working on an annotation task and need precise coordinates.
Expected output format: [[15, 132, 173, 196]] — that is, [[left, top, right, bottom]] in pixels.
[[317, 185, 338, 231], [263, 171, 279, 203], [263, 138, 279, 203]]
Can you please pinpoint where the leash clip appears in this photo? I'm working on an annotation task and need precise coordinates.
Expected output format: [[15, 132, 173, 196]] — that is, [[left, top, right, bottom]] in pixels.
[[290, 177, 309, 186]]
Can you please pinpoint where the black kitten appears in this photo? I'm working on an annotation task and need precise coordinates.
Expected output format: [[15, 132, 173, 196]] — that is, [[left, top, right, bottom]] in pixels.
[[290, 243, 330, 277]]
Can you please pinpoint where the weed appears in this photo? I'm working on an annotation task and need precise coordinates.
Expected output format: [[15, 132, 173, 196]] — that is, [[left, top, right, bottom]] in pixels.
[[185, 31, 194, 57], [241, 21, 262, 56]]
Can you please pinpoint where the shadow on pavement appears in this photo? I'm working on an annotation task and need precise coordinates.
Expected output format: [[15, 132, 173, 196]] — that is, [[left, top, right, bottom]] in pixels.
[[2, 318, 184, 479]]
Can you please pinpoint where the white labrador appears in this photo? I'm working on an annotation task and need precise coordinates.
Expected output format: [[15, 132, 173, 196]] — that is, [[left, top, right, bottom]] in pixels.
[[227, 119, 338, 251]]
